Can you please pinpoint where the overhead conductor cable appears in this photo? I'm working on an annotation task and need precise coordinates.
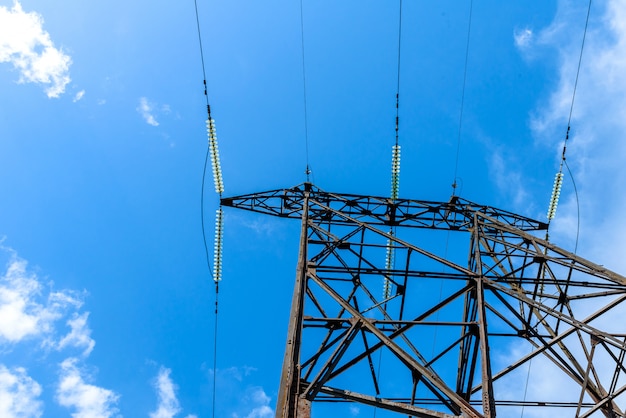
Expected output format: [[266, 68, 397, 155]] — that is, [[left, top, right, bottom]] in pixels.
[[383, 0, 403, 301], [194, 0, 226, 416]]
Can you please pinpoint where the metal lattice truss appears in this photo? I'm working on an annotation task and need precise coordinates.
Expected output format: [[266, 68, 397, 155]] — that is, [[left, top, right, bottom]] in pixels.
[[223, 183, 626, 418]]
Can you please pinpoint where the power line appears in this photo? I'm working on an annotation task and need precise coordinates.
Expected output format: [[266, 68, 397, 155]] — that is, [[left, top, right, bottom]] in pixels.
[[451, 0, 473, 196], [192, 1, 223, 417], [394, 0, 403, 148], [545, 0, 592, 248], [299, 0, 311, 181], [434, 0, 474, 370]]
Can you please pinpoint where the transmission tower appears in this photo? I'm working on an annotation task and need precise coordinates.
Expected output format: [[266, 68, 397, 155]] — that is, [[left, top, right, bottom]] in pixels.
[[222, 182, 626, 418]]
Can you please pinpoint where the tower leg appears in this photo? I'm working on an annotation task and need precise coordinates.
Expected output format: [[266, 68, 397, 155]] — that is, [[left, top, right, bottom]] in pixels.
[[276, 196, 310, 418]]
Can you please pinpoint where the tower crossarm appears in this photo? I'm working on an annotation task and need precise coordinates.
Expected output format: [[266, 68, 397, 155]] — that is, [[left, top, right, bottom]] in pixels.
[[221, 183, 548, 232]]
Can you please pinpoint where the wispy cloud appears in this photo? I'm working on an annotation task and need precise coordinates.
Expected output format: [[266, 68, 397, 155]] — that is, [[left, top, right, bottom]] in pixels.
[[56, 358, 119, 418], [0, 365, 43, 418], [495, 0, 626, 413], [514, 27, 533, 49], [149, 367, 181, 418], [73, 90, 85, 102], [57, 312, 95, 357], [137, 97, 160, 126], [530, 0, 626, 269], [0, 1, 71, 98], [226, 386, 273, 418], [0, 247, 116, 416], [0, 255, 81, 343], [209, 367, 273, 418]]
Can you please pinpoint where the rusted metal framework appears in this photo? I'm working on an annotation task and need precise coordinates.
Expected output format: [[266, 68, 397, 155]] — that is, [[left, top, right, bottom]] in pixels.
[[223, 183, 626, 418]]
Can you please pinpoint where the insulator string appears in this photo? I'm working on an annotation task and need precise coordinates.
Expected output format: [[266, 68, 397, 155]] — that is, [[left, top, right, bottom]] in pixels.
[[547, 172, 564, 221], [207, 119, 225, 195], [193, 1, 224, 417], [213, 208, 224, 282]]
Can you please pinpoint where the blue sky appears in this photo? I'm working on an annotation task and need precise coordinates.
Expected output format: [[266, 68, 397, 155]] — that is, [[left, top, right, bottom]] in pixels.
[[1, 0, 626, 417]]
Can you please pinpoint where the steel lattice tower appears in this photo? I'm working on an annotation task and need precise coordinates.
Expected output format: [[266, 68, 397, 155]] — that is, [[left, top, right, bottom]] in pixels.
[[222, 183, 626, 418]]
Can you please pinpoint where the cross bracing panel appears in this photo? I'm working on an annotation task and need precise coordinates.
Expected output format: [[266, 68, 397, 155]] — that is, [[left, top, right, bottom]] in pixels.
[[223, 183, 626, 418]]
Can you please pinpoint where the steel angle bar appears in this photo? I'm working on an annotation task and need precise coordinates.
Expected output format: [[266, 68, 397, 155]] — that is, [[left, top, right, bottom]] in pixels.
[[305, 286, 328, 318], [312, 200, 475, 277], [488, 284, 607, 392], [314, 385, 460, 418], [603, 339, 626, 391], [276, 192, 310, 418], [577, 381, 626, 418], [473, 290, 626, 406], [474, 288, 585, 391], [470, 216, 497, 418], [308, 271, 484, 418], [327, 284, 472, 381], [476, 212, 626, 285], [301, 324, 353, 372], [222, 183, 547, 231], [359, 328, 381, 396], [304, 319, 363, 400], [486, 280, 626, 351]]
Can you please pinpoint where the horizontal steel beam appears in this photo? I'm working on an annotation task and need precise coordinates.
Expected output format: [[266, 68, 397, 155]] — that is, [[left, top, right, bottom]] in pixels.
[[222, 183, 547, 232]]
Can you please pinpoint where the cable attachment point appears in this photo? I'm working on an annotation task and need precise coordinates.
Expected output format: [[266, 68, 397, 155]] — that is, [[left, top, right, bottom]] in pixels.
[[207, 119, 225, 195], [214, 207, 224, 282], [547, 172, 564, 221]]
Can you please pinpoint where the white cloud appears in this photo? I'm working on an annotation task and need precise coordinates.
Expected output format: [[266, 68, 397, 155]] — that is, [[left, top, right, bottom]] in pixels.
[[491, 1, 626, 415], [0, 365, 43, 418], [0, 248, 120, 417], [56, 358, 119, 418], [149, 367, 181, 418], [210, 368, 273, 418], [73, 90, 85, 102], [57, 312, 95, 357], [233, 387, 273, 418], [530, 0, 626, 270], [0, 1, 71, 98], [137, 97, 160, 126], [0, 256, 81, 344], [514, 27, 533, 49]]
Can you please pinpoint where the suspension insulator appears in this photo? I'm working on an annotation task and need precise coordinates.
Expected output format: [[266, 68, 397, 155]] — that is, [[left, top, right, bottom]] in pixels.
[[390, 145, 401, 200], [207, 119, 225, 194], [547, 172, 564, 220], [383, 238, 394, 299], [213, 207, 224, 282]]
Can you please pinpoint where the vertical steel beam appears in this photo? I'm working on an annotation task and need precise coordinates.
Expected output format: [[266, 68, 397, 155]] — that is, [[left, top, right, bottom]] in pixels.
[[476, 277, 495, 417], [276, 193, 310, 418], [473, 220, 496, 417]]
